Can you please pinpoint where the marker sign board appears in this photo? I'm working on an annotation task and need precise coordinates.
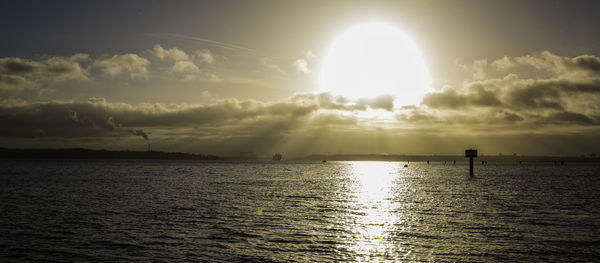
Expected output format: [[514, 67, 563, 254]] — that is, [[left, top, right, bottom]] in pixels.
[[465, 149, 478, 157]]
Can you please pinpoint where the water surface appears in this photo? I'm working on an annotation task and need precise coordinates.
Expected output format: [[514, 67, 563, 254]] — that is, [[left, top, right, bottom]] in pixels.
[[1, 160, 599, 261]]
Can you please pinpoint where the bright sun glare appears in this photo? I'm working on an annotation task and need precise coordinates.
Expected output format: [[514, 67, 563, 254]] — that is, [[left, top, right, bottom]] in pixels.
[[320, 22, 431, 106]]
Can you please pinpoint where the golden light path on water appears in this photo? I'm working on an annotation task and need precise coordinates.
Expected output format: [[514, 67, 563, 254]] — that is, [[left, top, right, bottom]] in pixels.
[[340, 161, 411, 261]]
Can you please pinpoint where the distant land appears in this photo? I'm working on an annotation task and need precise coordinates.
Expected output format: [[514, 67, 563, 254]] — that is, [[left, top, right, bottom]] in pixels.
[[297, 154, 600, 163], [1, 148, 599, 163], [0, 148, 221, 160]]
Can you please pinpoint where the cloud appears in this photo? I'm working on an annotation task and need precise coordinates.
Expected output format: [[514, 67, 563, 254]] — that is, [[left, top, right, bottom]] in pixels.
[[43, 56, 89, 80], [310, 113, 357, 126], [1, 88, 598, 156], [0, 49, 599, 156], [0, 74, 31, 92], [420, 52, 600, 129], [572, 55, 600, 72], [0, 92, 402, 141], [291, 92, 394, 111], [151, 45, 190, 61], [293, 51, 316, 74], [0, 45, 226, 101], [172, 60, 200, 74], [466, 51, 600, 79], [171, 60, 220, 81], [499, 111, 524, 122], [294, 59, 310, 73], [422, 84, 502, 109], [149, 45, 218, 81], [0, 57, 41, 74], [542, 111, 595, 125], [88, 97, 107, 104], [0, 55, 91, 100], [356, 95, 395, 111], [195, 49, 214, 64], [0, 55, 88, 80], [93, 54, 149, 79]]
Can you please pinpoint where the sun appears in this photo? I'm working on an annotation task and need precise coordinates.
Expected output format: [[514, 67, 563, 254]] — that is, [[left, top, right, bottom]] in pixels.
[[320, 22, 431, 106]]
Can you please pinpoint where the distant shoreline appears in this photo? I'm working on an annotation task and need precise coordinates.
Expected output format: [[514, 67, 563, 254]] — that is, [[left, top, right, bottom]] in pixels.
[[1, 148, 598, 163], [0, 148, 221, 160], [296, 154, 600, 163]]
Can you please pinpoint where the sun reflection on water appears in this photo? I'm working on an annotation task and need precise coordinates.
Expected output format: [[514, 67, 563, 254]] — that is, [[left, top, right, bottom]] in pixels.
[[341, 161, 407, 261]]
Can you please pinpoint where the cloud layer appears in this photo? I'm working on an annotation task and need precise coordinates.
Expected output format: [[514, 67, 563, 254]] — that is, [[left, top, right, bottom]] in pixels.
[[413, 52, 600, 131], [0, 45, 225, 100], [1, 49, 599, 156]]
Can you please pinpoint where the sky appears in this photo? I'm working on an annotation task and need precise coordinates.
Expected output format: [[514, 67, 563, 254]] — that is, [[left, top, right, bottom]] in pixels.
[[1, 0, 600, 157]]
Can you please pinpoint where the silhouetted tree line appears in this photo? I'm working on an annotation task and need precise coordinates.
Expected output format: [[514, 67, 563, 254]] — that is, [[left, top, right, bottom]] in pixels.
[[0, 148, 221, 160]]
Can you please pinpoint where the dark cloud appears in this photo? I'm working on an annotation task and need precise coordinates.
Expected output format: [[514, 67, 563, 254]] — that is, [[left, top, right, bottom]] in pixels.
[[422, 52, 600, 130], [0, 93, 389, 140], [0, 74, 29, 90], [543, 111, 595, 125], [0, 102, 119, 138], [504, 83, 563, 110], [421, 84, 500, 109], [572, 55, 600, 72], [421, 89, 464, 109], [498, 111, 524, 122], [0, 56, 87, 80], [0, 57, 40, 74], [468, 85, 502, 106]]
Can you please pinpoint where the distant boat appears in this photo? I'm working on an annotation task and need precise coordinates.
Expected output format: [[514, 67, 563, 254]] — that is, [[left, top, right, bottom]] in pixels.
[[272, 153, 282, 161], [404, 164, 408, 167], [322, 160, 327, 163]]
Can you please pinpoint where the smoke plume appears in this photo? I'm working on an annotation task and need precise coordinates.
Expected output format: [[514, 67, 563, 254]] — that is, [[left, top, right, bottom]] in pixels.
[[128, 129, 149, 140]]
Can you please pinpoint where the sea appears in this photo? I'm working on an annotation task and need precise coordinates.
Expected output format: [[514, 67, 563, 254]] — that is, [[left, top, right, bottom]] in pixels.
[[1, 160, 599, 262]]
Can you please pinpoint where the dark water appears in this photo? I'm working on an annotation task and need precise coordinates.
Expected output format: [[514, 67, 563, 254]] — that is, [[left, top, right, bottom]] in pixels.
[[1, 160, 599, 262]]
